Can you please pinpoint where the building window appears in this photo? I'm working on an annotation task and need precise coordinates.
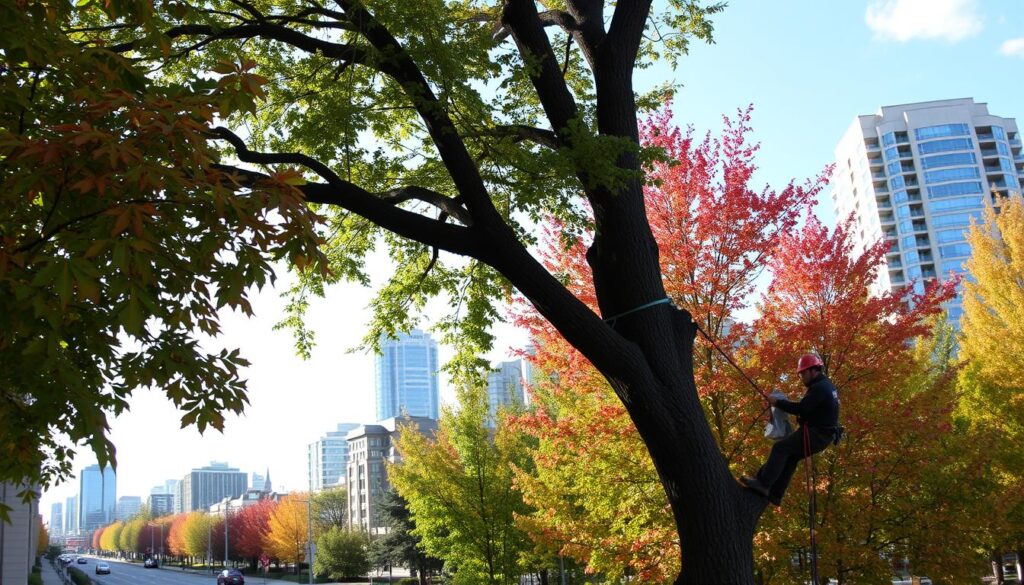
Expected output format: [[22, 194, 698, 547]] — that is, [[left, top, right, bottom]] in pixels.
[[924, 167, 980, 184], [920, 152, 977, 169], [929, 196, 984, 213], [914, 123, 970, 141], [939, 243, 972, 258], [936, 228, 967, 244], [927, 182, 983, 199], [883, 132, 896, 146], [917, 137, 973, 155]]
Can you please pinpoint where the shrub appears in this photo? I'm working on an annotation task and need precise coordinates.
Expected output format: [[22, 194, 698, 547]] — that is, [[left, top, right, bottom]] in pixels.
[[28, 571, 43, 585], [68, 567, 91, 585]]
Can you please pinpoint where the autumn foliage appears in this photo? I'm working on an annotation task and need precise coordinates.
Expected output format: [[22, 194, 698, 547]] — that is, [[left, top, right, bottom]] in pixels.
[[508, 107, 979, 582], [510, 106, 827, 581]]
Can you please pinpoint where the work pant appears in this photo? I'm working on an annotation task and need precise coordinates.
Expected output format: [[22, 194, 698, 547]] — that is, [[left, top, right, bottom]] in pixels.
[[756, 426, 833, 502]]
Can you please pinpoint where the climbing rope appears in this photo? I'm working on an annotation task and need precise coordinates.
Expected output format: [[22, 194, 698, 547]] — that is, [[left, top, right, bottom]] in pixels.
[[802, 426, 820, 585], [603, 297, 822, 583]]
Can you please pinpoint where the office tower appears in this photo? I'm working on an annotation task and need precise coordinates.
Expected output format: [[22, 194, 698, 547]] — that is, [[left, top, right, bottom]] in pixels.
[[178, 462, 247, 512], [147, 493, 174, 517], [485, 360, 525, 425], [375, 329, 440, 420], [64, 496, 77, 534], [116, 496, 142, 520], [832, 98, 1022, 324], [162, 479, 181, 513], [308, 424, 360, 492], [50, 502, 62, 536], [346, 416, 439, 534], [78, 464, 116, 531]]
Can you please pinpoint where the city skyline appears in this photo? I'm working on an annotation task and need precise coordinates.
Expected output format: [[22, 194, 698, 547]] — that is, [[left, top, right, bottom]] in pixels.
[[37, 0, 1024, 530]]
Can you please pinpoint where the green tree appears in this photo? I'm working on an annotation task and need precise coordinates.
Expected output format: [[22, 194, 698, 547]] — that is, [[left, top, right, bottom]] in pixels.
[[390, 386, 533, 584], [0, 1, 849, 581], [314, 527, 370, 580], [367, 487, 442, 585], [1, 0, 323, 509], [313, 487, 349, 531]]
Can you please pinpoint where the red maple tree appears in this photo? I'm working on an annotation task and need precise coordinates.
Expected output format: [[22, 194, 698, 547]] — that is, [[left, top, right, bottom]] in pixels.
[[510, 106, 828, 579], [746, 212, 966, 583], [232, 499, 277, 563]]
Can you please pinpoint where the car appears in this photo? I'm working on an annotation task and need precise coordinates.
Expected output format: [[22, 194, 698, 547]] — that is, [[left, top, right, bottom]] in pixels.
[[144, 558, 158, 568], [77, 557, 87, 564], [95, 562, 110, 575], [217, 568, 245, 585]]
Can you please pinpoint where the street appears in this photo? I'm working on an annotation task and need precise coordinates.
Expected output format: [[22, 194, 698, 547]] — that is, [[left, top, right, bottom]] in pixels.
[[65, 557, 291, 585]]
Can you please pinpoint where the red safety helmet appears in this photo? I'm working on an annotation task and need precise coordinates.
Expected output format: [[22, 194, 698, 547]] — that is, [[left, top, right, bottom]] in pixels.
[[796, 353, 824, 373]]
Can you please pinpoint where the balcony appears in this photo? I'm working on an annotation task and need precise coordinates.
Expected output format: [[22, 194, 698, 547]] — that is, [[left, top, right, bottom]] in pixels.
[[919, 251, 934, 262], [977, 133, 995, 141], [865, 141, 881, 151], [981, 148, 1000, 157], [872, 171, 887, 180], [1009, 137, 1021, 147]]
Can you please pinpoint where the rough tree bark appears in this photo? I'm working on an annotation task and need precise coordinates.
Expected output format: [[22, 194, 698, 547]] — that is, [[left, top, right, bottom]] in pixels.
[[142, 1, 771, 582]]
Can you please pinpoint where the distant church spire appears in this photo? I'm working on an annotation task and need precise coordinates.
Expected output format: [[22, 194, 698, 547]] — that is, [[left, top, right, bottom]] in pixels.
[[263, 468, 272, 493]]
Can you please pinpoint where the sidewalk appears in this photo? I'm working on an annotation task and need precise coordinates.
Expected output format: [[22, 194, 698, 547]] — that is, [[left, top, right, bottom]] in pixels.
[[40, 560, 69, 585]]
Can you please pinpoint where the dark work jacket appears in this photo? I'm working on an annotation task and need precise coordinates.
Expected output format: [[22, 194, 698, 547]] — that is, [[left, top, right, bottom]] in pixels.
[[775, 374, 840, 431]]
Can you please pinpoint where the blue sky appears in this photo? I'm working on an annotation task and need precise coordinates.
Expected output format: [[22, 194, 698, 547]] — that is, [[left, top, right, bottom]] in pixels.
[[40, 0, 1024, 522], [652, 0, 1023, 225]]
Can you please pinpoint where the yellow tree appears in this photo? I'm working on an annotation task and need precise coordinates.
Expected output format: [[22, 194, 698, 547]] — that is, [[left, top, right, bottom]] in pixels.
[[100, 521, 123, 553], [264, 494, 309, 572], [182, 512, 217, 562], [960, 193, 1024, 577]]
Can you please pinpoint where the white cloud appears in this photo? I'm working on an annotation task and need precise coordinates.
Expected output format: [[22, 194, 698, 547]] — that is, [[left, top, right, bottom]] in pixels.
[[865, 0, 983, 42], [1000, 38, 1024, 58]]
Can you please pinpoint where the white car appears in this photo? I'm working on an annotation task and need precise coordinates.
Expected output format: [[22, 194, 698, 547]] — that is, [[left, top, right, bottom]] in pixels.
[[95, 562, 110, 575]]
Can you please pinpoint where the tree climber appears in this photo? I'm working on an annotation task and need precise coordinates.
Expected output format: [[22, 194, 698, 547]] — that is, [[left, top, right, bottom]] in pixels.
[[740, 354, 841, 506]]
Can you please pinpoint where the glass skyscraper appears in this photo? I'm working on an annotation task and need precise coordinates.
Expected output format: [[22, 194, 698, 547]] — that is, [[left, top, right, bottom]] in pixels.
[[79, 464, 116, 531], [64, 495, 77, 534], [308, 423, 360, 491], [832, 98, 1022, 325], [485, 360, 525, 426], [375, 329, 440, 421]]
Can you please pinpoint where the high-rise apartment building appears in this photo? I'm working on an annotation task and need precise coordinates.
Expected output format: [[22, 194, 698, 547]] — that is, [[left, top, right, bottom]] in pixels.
[[50, 502, 62, 537], [177, 462, 247, 512], [485, 360, 525, 425], [375, 329, 440, 420], [64, 495, 77, 534], [147, 493, 174, 517], [308, 423, 360, 492], [78, 464, 116, 531], [116, 496, 142, 520], [832, 98, 1022, 323], [346, 416, 438, 533]]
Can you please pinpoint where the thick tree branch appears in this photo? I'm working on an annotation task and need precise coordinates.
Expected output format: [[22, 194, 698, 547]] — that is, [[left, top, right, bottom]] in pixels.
[[468, 124, 561, 149], [606, 1, 653, 68], [492, 10, 579, 41], [211, 128, 471, 225], [211, 162, 477, 257], [335, 0, 505, 228], [501, 0, 579, 139], [108, 23, 380, 72]]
